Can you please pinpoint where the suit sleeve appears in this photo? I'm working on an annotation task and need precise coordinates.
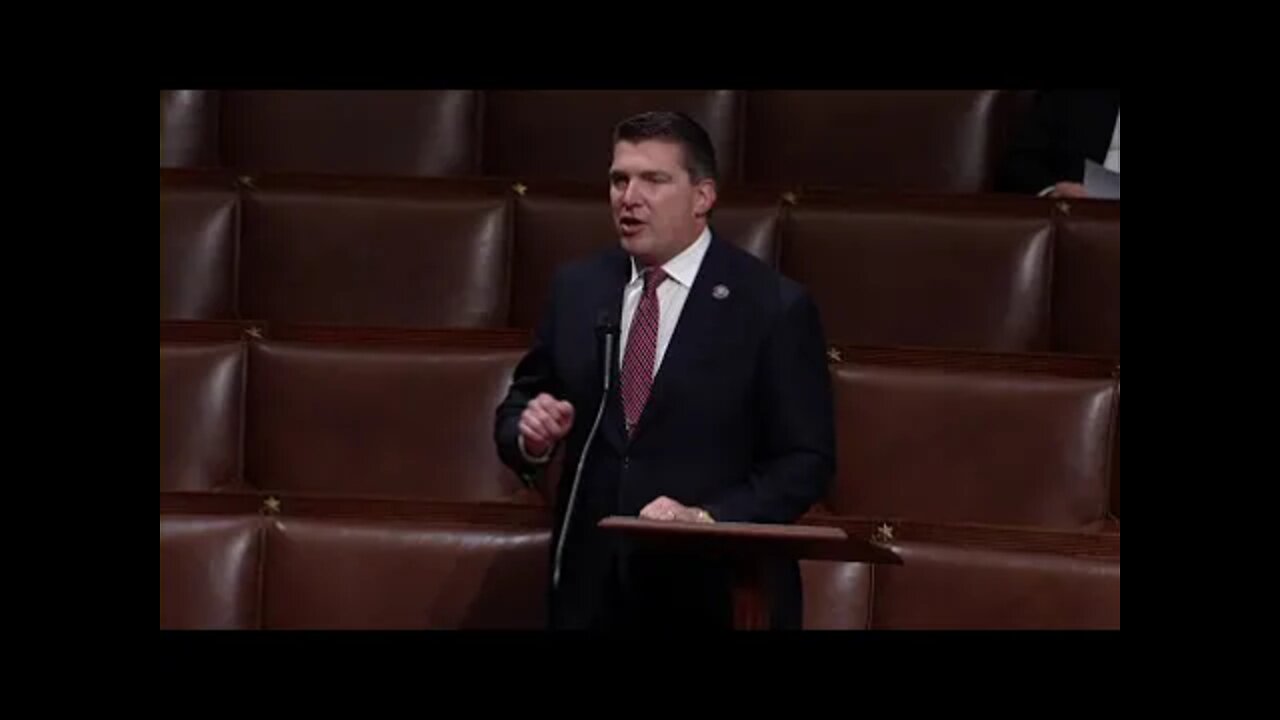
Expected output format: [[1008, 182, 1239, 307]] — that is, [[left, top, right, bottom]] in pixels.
[[996, 90, 1077, 194], [494, 276, 563, 487], [702, 286, 835, 524]]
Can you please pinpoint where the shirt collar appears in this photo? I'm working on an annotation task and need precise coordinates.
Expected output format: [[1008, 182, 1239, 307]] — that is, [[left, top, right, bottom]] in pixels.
[[628, 227, 712, 289]]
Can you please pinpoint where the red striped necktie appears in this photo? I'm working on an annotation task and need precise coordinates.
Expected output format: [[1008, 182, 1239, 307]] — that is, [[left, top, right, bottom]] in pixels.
[[620, 267, 667, 435]]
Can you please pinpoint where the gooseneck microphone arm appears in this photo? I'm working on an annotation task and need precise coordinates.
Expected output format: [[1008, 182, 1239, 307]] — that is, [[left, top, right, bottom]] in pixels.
[[552, 312, 619, 591]]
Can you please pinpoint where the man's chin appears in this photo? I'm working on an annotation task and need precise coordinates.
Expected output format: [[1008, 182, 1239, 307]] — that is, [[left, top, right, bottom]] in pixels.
[[620, 234, 675, 268], [619, 234, 649, 257]]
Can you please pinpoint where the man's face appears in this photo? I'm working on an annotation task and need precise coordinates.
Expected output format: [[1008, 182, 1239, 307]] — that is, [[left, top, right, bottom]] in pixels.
[[609, 139, 716, 267]]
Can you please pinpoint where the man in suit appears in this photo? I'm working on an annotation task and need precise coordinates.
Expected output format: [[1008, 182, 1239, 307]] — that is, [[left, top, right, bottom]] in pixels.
[[493, 111, 835, 630], [996, 90, 1120, 198]]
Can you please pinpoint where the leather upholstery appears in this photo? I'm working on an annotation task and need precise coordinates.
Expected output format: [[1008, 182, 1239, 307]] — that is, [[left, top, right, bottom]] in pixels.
[[160, 341, 244, 491], [239, 177, 510, 327], [482, 90, 741, 183], [163, 90, 1047, 195], [160, 90, 220, 168], [160, 165, 1116, 358], [871, 541, 1120, 629], [221, 90, 480, 177], [800, 560, 872, 629], [1111, 387, 1120, 519], [708, 189, 782, 267], [158, 504, 1119, 630], [782, 197, 1054, 350], [158, 493, 1117, 630], [509, 185, 613, 329], [160, 171, 239, 320], [261, 517, 548, 629], [1053, 204, 1120, 356], [245, 341, 528, 501], [159, 514, 262, 629], [744, 91, 1011, 192], [509, 182, 779, 328], [829, 363, 1116, 529]]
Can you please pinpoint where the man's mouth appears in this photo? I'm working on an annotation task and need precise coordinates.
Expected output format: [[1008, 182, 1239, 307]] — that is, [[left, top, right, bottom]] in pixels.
[[619, 217, 645, 235]]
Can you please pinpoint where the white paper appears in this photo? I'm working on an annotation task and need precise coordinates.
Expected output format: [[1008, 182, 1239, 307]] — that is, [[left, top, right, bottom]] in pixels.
[[1084, 159, 1120, 200]]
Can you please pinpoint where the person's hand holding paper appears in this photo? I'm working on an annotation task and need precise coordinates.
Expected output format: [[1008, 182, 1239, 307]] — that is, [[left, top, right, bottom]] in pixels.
[[1048, 182, 1089, 199], [1082, 159, 1120, 199]]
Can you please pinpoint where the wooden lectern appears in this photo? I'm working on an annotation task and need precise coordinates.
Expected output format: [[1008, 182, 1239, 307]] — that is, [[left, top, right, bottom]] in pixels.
[[598, 516, 903, 630]]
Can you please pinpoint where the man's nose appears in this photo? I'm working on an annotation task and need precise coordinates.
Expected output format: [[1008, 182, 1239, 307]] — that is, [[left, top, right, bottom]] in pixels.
[[620, 180, 640, 206]]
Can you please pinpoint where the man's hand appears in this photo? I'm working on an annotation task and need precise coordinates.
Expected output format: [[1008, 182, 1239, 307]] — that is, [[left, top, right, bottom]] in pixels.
[[640, 496, 714, 523], [519, 393, 575, 458], [1049, 181, 1089, 199]]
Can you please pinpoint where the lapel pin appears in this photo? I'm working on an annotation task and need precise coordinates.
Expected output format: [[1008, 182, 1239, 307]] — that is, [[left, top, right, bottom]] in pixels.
[[712, 284, 730, 300]]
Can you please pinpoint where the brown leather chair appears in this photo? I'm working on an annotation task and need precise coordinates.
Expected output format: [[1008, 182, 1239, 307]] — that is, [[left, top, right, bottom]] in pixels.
[[800, 560, 873, 629], [160, 170, 239, 320], [743, 91, 1022, 192], [262, 516, 549, 629], [244, 339, 530, 501], [1052, 201, 1120, 357], [220, 91, 480, 177], [160, 513, 263, 629], [159, 494, 1118, 630], [1111, 386, 1121, 519], [828, 354, 1118, 530], [160, 340, 245, 491], [781, 195, 1054, 351], [161, 91, 220, 168], [482, 90, 742, 183], [238, 175, 512, 328], [870, 541, 1120, 629], [509, 181, 782, 328], [160, 492, 552, 630]]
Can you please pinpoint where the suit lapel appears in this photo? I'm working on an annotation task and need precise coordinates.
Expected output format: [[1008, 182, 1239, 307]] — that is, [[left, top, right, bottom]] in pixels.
[[629, 235, 731, 445]]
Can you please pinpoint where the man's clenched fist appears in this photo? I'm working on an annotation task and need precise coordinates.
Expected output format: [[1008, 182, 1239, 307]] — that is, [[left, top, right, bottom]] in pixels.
[[520, 393, 575, 458]]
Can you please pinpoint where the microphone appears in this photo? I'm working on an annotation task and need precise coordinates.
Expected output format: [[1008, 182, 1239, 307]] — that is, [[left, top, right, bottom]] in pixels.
[[553, 310, 620, 591]]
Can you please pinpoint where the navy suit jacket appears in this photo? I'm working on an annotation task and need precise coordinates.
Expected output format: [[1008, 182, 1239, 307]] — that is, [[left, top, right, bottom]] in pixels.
[[996, 90, 1121, 194], [494, 232, 835, 629]]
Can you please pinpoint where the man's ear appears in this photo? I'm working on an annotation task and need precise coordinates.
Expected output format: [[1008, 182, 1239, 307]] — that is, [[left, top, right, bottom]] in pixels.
[[693, 179, 718, 218]]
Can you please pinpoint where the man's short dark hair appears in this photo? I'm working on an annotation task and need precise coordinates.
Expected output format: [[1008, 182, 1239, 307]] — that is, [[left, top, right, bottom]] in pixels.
[[612, 111, 719, 183]]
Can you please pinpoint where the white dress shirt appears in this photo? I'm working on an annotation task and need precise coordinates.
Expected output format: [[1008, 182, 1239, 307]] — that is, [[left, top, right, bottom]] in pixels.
[[519, 227, 713, 463], [1104, 110, 1120, 173], [619, 227, 712, 378]]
